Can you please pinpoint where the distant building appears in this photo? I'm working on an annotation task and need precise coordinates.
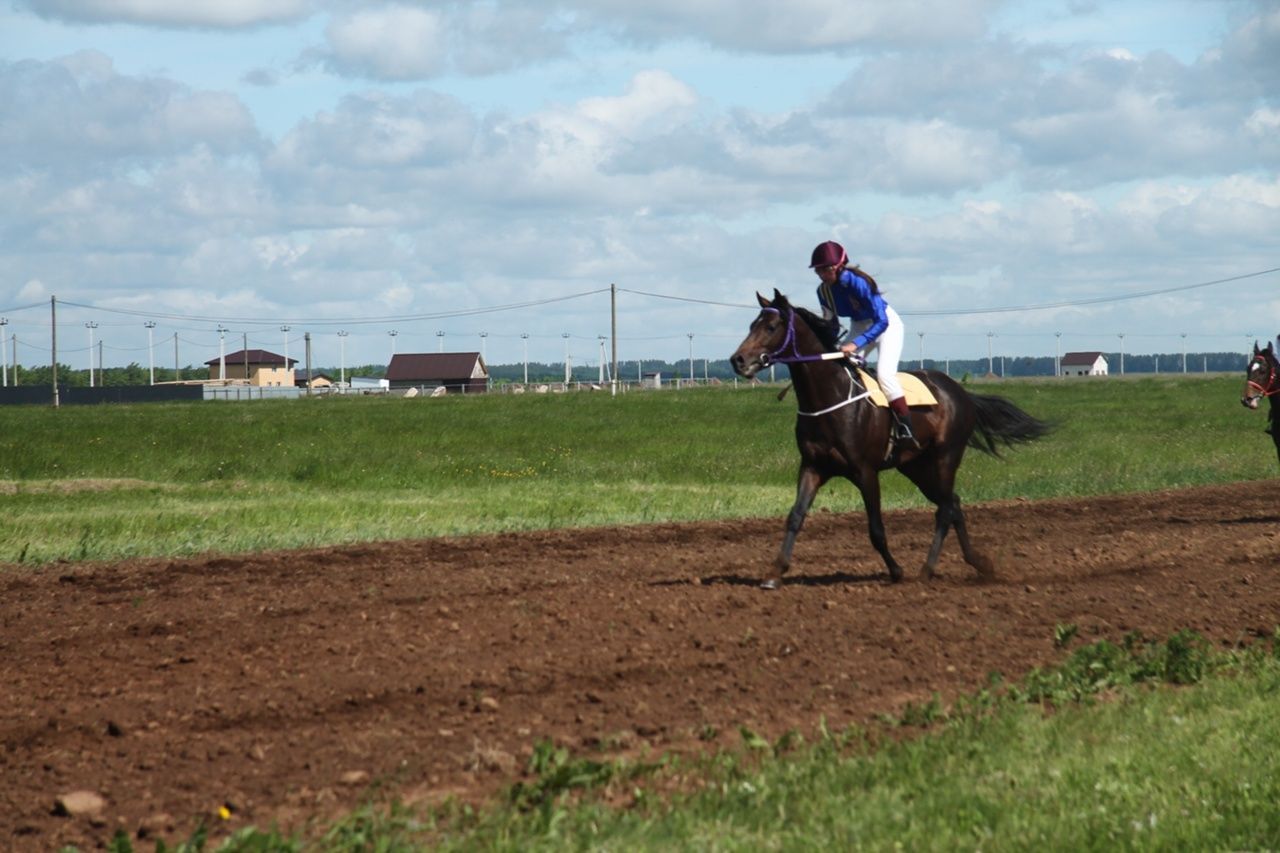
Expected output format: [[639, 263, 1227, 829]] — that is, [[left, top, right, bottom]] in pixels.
[[349, 376, 389, 392], [385, 352, 489, 393], [1061, 351, 1109, 377], [292, 369, 334, 389], [205, 349, 296, 386]]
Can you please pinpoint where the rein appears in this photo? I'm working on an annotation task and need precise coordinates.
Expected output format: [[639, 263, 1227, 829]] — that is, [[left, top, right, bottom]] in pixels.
[[758, 307, 871, 417]]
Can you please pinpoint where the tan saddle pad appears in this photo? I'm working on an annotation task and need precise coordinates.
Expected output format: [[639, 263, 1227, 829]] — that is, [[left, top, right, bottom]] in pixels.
[[855, 368, 938, 407]]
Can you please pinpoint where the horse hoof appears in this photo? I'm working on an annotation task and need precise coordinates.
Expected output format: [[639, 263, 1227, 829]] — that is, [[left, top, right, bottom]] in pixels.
[[760, 578, 779, 591], [971, 555, 996, 579]]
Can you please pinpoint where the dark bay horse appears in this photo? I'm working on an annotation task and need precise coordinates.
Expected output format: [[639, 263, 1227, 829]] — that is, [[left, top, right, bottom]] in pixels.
[[730, 290, 1052, 588], [1242, 339, 1280, 465]]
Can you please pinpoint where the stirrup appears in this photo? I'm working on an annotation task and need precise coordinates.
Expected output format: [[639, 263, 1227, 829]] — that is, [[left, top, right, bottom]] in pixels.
[[892, 414, 920, 448]]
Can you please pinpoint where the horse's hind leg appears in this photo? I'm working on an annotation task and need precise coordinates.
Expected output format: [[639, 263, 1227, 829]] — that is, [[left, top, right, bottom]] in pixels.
[[764, 464, 825, 590], [950, 497, 994, 579], [902, 454, 992, 580], [920, 500, 954, 581]]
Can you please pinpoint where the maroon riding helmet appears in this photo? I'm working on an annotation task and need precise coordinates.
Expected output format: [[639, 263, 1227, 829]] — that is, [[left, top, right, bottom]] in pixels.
[[809, 240, 847, 269]]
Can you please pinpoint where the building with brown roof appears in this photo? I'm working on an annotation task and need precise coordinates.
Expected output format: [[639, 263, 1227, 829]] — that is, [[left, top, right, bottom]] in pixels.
[[204, 349, 297, 386], [1060, 351, 1109, 377], [385, 352, 489, 393]]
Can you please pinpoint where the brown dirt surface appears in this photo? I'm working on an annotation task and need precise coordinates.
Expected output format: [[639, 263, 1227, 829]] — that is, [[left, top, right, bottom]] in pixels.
[[3, 479, 1279, 850]]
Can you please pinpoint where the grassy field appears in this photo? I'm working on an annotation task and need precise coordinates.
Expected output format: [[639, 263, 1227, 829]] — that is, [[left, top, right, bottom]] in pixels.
[[0, 374, 1268, 565], [10, 375, 1278, 851]]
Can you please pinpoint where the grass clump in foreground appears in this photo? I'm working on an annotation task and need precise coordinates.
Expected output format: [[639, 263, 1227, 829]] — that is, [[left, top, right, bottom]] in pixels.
[[1, 375, 1272, 564], [103, 630, 1280, 852]]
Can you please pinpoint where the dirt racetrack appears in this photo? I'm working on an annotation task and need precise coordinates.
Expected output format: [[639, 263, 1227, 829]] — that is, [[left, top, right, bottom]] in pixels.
[[3, 479, 1280, 849]]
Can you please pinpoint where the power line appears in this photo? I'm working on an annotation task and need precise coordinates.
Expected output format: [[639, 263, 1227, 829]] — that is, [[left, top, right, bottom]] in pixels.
[[902, 267, 1280, 316], [56, 288, 611, 325], [622, 267, 1280, 316]]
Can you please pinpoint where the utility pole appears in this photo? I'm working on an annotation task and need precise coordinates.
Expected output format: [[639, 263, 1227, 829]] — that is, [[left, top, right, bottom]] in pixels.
[[986, 331, 994, 376], [217, 325, 228, 380], [242, 332, 249, 381], [281, 325, 291, 378], [562, 333, 570, 385], [144, 321, 156, 384], [173, 333, 180, 381], [1055, 332, 1061, 378], [598, 335, 606, 384], [521, 332, 529, 385], [1118, 333, 1125, 375], [918, 331, 924, 369], [0, 317, 7, 387], [50, 297, 58, 406], [337, 330, 348, 386], [687, 333, 694, 384], [610, 283, 618, 396], [1181, 333, 1187, 373], [84, 318, 99, 384], [436, 330, 444, 352], [388, 329, 398, 358], [83, 318, 97, 384], [304, 332, 313, 396]]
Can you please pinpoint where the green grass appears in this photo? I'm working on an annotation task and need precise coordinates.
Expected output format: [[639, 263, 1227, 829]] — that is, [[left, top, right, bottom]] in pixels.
[[1, 375, 1268, 564]]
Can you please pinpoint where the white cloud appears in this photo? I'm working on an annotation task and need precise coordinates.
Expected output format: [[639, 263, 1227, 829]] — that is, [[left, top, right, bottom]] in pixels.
[[19, 0, 309, 28], [0, 51, 260, 175], [324, 6, 448, 81], [317, 3, 569, 81], [577, 0, 1000, 51]]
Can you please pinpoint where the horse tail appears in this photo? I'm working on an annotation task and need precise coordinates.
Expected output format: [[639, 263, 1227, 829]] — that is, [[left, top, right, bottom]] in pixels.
[[967, 393, 1053, 458]]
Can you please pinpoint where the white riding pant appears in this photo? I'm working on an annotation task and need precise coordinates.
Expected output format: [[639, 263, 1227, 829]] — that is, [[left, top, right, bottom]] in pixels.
[[848, 306, 906, 403]]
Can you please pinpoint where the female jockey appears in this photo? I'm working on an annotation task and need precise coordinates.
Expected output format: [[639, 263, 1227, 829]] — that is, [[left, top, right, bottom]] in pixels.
[[811, 240, 916, 446]]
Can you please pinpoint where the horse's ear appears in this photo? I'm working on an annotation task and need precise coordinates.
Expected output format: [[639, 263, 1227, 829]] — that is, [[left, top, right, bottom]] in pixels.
[[772, 288, 790, 310], [756, 292, 771, 308], [1255, 341, 1262, 355]]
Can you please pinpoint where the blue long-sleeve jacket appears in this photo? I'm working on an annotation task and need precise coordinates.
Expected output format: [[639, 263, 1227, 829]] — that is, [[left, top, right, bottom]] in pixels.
[[817, 269, 890, 349]]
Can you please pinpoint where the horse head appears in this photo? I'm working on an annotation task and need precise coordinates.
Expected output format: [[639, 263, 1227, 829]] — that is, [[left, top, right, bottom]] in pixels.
[[730, 289, 794, 379], [1242, 339, 1279, 410]]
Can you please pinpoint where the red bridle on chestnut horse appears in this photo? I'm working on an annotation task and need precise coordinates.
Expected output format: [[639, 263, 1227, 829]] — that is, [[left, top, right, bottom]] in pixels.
[[1242, 341, 1280, 465]]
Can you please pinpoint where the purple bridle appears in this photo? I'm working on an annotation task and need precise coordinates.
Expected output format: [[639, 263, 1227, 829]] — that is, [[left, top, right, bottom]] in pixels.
[[757, 307, 833, 365]]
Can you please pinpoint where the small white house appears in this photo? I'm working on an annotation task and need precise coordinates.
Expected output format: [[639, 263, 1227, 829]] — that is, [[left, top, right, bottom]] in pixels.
[[1061, 351, 1109, 377]]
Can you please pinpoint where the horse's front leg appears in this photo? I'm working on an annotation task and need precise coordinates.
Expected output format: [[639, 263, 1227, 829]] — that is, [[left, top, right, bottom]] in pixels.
[[764, 464, 826, 590], [853, 468, 903, 583]]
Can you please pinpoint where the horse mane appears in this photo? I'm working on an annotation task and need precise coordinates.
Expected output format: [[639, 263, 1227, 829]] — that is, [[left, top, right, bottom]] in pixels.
[[792, 304, 842, 352]]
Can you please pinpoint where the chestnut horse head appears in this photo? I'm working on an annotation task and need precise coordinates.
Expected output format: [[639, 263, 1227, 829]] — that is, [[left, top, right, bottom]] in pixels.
[[1242, 340, 1280, 410], [1242, 338, 1280, 466]]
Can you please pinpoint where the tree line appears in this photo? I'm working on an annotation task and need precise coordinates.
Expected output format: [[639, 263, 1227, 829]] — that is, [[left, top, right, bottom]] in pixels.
[[3, 351, 1251, 389]]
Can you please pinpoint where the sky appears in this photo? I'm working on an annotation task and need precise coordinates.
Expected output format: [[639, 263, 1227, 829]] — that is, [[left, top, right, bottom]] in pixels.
[[1, 0, 1278, 374]]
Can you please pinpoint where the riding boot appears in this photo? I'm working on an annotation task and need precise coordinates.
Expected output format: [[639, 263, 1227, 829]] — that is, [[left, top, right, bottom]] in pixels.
[[888, 396, 920, 449]]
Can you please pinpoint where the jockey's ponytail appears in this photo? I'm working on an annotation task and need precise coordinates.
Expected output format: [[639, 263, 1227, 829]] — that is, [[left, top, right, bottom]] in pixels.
[[851, 265, 881, 295]]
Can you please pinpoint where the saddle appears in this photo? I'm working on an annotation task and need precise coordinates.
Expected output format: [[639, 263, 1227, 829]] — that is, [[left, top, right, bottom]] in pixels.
[[855, 367, 938, 407]]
